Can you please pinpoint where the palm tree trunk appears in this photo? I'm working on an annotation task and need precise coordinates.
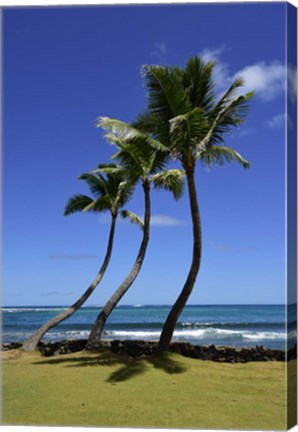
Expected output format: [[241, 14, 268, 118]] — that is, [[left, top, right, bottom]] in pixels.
[[22, 214, 117, 351], [86, 181, 151, 350], [158, 167, 202, 351]]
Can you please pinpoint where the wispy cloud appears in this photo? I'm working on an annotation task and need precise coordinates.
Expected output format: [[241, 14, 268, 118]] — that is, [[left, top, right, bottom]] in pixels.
[[208, 241, 255, 254], [150, 215, 185, 226], [288, 65, 297, 103], [42, 291, 61, 296], [265, 112, 285, 129], [128, 214, 185, 227], [265, 112, 294, 130], [236, 127, 254, 137], [42, 291, 75, 297], [200, 45, 227, 63], [152, 42, 167, 60], [49, 254, 98, 260], [200, 45, 230, 89], [99, 213, 184, 227]]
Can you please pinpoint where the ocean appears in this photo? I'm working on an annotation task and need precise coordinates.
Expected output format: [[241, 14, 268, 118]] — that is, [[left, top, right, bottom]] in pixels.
[[1, 304, 296, 350]]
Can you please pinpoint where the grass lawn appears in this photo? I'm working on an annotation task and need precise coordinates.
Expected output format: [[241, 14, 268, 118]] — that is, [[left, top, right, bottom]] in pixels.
[[2, 348, 289, 429]]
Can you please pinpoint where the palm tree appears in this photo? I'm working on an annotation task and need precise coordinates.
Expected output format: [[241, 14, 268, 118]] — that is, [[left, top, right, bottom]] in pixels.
[[22, 165, 138, 351], [96, 56, 254, 351], [86, 142, 185, 349]]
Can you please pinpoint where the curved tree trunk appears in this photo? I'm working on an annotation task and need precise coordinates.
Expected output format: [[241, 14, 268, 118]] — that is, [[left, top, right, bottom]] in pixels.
[[158, 167, 202, 352], [86, 181, 151, 350], [22, 214, 117, 351]]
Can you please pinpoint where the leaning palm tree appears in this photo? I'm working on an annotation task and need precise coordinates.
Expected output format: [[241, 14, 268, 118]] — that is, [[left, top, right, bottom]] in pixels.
[[86, 142, 185, 349], [22, 165, 137, 351], [96, 55, 254, 351]]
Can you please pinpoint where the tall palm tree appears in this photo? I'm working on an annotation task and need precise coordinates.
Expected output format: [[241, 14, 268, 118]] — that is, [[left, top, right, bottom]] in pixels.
[[96, 55, 254, 351], [86, 142, 185, 349], [22, 165, 138, 351]]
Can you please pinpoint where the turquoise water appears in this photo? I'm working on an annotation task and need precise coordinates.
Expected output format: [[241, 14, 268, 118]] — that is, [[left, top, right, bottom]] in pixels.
[[2, 304, 296, 349]]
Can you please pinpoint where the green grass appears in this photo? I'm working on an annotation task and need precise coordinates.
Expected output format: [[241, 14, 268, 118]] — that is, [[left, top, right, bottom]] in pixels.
[[2, 348, 289, 429]]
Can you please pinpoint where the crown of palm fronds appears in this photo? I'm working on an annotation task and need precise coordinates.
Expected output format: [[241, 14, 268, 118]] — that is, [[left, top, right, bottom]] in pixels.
[[94, 125, 186, 201], [141, 56, 254, 168], [64, 164, 135, 217]]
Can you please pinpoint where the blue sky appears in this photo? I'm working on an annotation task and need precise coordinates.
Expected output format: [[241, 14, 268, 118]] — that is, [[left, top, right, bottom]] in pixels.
[[2, 3, 293, 306]]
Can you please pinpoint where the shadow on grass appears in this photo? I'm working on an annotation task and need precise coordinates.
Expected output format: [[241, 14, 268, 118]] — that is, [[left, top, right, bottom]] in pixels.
[[149, 352, 186, 374], [32, 349, 186, 383], [33, 349, 126, 368], [107, 352, 186, 383]]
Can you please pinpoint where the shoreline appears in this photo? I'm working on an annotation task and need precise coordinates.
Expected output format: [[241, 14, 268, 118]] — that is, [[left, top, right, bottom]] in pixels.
[[2, 338, 297, 362]]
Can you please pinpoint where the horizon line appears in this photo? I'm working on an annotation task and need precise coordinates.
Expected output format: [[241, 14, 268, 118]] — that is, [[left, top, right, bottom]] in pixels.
[[2, 303, 293, 308]]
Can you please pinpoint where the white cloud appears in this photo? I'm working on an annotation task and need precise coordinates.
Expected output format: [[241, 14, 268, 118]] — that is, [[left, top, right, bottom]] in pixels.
[[265, 112, 285, 129], [99, 213, 184, 227], [200, 45, 226, 63], [200, 46, 286, 101], [234, 62, 285, 101], [150, 214, 185, 226]]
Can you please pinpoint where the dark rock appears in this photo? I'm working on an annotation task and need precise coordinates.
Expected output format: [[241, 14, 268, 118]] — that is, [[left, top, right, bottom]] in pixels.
[[2, 339, 296, 363], [2, 342, 23, 351]]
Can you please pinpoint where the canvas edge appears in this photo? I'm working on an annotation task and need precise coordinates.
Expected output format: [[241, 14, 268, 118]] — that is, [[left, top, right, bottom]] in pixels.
[[286, 1, 298, 430]]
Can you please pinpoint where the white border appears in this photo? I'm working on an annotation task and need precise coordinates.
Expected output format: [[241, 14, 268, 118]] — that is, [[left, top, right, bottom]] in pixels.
[[0, 0, 297, 7], [0, 1, 297, 432]]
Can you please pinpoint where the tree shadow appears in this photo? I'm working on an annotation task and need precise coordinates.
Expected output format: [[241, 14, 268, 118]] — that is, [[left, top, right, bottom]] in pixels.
[[33, 349, 128, 368], [148, 352, 186, 375], [32, 349, 187, 383], [107, 360, 147, 383], [107, 352, 186, 383]]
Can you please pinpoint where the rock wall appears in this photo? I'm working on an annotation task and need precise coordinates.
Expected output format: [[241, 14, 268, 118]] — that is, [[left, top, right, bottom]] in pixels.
[[2, 339, 296, 362]]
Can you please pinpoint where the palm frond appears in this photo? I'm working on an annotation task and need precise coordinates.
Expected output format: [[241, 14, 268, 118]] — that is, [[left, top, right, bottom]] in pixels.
[[103, 165, 126, 188], [142, 65, 191, 121], [199, 145, 250, 169], [148, 150, 170, 175], [115, 180, 136, 208], [110, 139, 169, 181], [78, 172, 107, 197], [104, 133, 128, 150], [183, 56, 216, 111], [151, 169, 186, 200], [194, 90, 254, 156], [215, 78, 245, 108], [89, 163, 134, 206], [91, 162, 126, 178], [132, 110, 156, 133], [132, 110, 172, 149], [112, 146, 145, 180], [91, 195, 113, 213], [97, 163, 118, 170], [169, 107, 208, 158], [120, 210, 144, 230], [64, 194, 94, 216], [208, 89, 255, 144], [97, 117, 167, 152]]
